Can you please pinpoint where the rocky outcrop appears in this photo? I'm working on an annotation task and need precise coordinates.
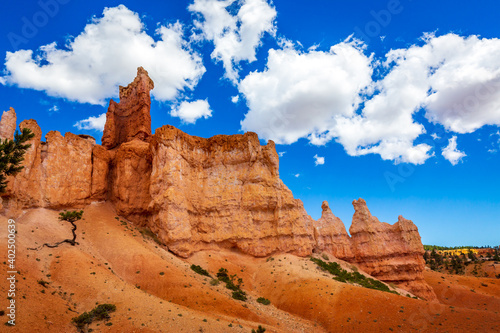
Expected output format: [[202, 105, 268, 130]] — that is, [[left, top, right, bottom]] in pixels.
[[40, 131, 95, 207], [349, 198, 438, 302], [109, 139, 152, 225], [1, 111, 109, 211], [91, 145, 111, 200], [4, 119, 44, 208], [148, 125, 315, 258], [101, 67, 154, 149], [0, 107, 16, 139], [1, 68, 436, 301], [313, 201, 354, 261]]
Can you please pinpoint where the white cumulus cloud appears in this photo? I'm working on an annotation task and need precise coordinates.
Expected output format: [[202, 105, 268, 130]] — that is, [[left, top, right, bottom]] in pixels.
[[422, 35, 500, 133], [240, 39, 373, 145], [313, 154, 325, 166], [442, 136, 466, 165], [74, 113, 106, 131], [239, 33, 500, 165], [0, 5, 205, 105], [374, 34, 500, 135], [189, 0, 276, 83], [170, 99, 212, 124]]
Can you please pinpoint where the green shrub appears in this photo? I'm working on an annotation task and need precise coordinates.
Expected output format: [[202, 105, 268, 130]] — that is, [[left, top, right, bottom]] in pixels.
[[190, 264, 211, 277], [138, 227, 164, 245], [252, 325, 266, 333], [37, 279, 49, 288], [209, 279, 220, 286], [59, 210, 83, 222], [217, 268, 242, 290], [310, 257, 397, 295], [0, 128, 35, 194], [256, 297, 271, 305], [216, 268, 230, 283], [72, 304, 116, 331], [232, 290, 247, 301], [217, 267, 247, 301]]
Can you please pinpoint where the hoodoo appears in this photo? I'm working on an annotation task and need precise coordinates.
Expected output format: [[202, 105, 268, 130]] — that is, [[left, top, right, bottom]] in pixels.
[[349, 199, 437, 301], [0, 67, 437, 300], [102, 66, 154, 149]]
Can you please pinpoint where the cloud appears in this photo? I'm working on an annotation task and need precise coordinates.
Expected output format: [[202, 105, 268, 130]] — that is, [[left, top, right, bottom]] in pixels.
[[239, 33, 500, 165], [240, 39, 373, 145], [294, 173, 300, 178], [231, 95, 239, 103], [48, 105, 59, 113], [0, 5, 205, 105], [189, 0, 276, 82], [170, 99, 212, 124], [313, 154, 325, 166], [442, 136, 466, 165], [74, 113, 106, 131], [374, 34, 500, 134], [239, 37, 431, 164], [422, 35, 500, 133], [487, 131, 500, 153], [431, 133, 441, 140], [278, 151, 286, 157]]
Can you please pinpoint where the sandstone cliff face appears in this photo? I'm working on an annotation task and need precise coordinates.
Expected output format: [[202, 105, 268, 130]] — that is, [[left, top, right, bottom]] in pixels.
[[1, 68, 436, 301], [0, 107, 16, 139], [313, 201, 354, 261], [1, 112, 109, 211], [91, 145, 111, 200], [40, 131, 95, 207], [109, 139, 152, 225], [4, 119, 44, 208], [148, 125, 315, 258], [349, 199, 438, 302], [101, 67, 154, 149]]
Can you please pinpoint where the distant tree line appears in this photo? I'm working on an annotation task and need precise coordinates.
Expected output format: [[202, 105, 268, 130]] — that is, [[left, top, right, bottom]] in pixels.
[[424, 245, 499, 251], [424, 247, 500, 275]]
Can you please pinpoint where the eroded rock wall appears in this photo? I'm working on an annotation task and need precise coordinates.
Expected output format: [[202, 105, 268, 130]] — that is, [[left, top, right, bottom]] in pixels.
[[40, 131, 95, 207], [148, 125, 315, 258], [313, 201, 354, 261], [101, 67, 153, 149], [0, 107, 16, 140], [349, 199, 438, 301], [109, 139, 152, 225], [4, 119, 44, 208], [1, 114, 109, 211], [1, 67, 437, 301]]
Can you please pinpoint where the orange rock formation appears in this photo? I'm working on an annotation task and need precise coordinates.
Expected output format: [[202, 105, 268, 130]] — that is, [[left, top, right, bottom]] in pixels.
[[349, 199, 438, 301], [102, 67, 154, 149], [0, 107, 16, 139], [313, 201, 354, 261], [148, 125, 315, 258], [0, 67, 437, 300]]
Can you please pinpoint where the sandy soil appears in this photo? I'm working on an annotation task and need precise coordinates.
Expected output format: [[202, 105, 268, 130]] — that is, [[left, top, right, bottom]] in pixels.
[[0, 202, 499, 332]]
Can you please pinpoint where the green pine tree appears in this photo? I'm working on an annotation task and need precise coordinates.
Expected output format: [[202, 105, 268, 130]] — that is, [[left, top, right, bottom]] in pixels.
[[0, 128, 34, 193]]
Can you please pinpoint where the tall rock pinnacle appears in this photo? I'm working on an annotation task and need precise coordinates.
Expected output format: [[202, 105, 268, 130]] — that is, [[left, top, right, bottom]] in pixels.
[[0, 107, 17, 140], [102, 67, 154, 149], [2, 70, 436, 301]]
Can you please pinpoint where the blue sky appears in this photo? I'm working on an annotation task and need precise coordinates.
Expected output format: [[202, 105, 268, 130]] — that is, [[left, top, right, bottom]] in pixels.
[[1, 0, 499, 247]]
